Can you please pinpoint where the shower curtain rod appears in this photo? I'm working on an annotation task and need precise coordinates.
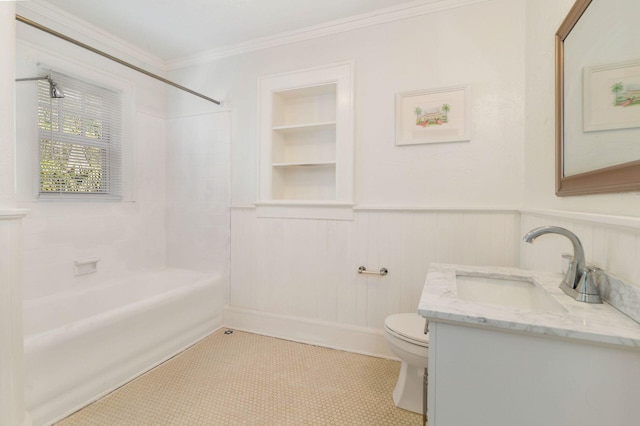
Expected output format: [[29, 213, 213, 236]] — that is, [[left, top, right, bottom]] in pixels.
[[15, 14, 222, 105]]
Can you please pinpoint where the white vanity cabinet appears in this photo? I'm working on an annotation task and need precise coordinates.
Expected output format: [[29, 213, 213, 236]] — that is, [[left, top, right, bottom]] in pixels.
[[427, 321, 640, 426], [420, 263, 640, 426]]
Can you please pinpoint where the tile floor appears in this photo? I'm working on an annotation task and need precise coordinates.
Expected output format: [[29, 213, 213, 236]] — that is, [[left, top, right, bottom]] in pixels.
[[56, 329, 422, 425]]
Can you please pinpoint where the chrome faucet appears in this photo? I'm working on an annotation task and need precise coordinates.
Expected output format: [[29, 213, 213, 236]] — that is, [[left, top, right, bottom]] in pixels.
[[523, 226, 602, 304]]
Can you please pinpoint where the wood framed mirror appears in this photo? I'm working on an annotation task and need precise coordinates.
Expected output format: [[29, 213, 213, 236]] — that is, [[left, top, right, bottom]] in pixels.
[[556, 0, 640, 196]]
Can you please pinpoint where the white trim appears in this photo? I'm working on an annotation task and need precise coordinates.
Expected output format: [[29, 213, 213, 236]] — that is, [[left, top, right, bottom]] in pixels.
[[354, 205, 520, 213], [16, 0, 166, 71], [168, 0, 491, 69], [166, 108, 232, 121], [17, 0, 491, 71], [255, 203, 354, 221], [521, 209, 640, 231], [255, 201, 354, 208], [230, 205, 256, 210], [0, 209, 30, 220], [232, 204, 523, 214], [223, 306, 396, 360], [234, 205, 640, 229], [257, 60, 355, 83]]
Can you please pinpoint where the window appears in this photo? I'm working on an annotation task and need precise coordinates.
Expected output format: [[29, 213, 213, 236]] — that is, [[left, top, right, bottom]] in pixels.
[[37, 71, 122, 199]]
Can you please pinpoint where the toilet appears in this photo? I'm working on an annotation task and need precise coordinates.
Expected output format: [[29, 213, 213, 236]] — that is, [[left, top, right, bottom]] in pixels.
[[383, 313, 429, 414]]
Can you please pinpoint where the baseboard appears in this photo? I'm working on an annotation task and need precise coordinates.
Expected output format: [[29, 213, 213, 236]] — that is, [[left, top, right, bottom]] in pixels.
[[223, 306, 396, 359]]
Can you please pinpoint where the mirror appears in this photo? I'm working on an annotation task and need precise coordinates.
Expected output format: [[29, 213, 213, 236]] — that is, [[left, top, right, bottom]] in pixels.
[[556, 0, 640, 196]]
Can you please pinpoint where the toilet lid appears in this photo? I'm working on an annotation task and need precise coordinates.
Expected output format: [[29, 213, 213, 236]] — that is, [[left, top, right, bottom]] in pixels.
[[384, 313, 429, 346]]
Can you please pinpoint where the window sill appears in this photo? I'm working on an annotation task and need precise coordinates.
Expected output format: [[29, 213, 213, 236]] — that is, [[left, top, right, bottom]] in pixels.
[[37, 193, 124, 202]]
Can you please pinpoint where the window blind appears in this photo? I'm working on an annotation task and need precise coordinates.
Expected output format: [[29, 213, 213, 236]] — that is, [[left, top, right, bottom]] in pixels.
[[38, 71, 122, 199]]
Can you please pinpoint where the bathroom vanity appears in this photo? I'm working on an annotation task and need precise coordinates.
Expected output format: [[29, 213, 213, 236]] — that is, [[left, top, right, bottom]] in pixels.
[[419, 264, 640, 426]]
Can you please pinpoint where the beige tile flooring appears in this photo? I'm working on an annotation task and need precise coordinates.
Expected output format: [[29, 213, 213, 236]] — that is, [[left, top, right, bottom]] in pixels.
[[56, 329, 422, 425]]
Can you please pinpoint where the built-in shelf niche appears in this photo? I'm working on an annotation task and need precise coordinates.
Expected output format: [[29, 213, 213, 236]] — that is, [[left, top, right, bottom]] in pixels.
[[271, 122, 336, 165], [272, 84, 336, 128], [258, 62, 353, 216], [272, 163, 336, 201]]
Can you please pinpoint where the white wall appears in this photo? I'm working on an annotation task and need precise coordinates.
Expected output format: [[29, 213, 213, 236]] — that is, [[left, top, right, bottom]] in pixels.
[[166, 111, 231, 277], [14, 4, 231, 303], [520, 0, 640, 289], [0, 3, 27, 425], [231, 209, 520, 329], [14, 28, 169, 300], [13, 1, 232, 299], [212, 0, 640, 352], [12, 0, 640, 367], [166, 0, 529, 350], [171, 0, 526, 208], [523, 0, 640, 217]]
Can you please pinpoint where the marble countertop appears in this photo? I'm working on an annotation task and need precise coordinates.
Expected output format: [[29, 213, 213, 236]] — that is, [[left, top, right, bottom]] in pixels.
[[418, 263, 640, 349]]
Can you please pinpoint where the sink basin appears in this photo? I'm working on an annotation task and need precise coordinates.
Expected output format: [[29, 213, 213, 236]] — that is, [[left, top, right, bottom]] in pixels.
[[456, 274, 566, 313]]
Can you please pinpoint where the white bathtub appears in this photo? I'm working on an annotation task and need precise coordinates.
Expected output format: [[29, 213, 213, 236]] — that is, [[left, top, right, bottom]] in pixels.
[[24, 268, 224, 425]]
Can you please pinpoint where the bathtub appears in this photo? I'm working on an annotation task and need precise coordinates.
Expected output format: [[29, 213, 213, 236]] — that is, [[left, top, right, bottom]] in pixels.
[[23, 268, 224, 426]]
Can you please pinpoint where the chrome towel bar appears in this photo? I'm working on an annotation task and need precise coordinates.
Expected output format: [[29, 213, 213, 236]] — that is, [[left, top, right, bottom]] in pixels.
[[358, 266, 388, 276]]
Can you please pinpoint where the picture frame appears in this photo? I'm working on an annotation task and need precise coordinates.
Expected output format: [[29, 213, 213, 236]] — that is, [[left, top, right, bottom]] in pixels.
[[395, 85, 471, 145], [583, 59, 640, 132]]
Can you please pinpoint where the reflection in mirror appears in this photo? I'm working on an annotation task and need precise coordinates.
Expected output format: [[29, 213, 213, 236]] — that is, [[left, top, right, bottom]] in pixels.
[[556, 0, 640, 195]]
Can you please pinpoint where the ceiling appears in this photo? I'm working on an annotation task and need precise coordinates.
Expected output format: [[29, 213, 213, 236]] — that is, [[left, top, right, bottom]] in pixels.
[[44, 0, 421, 62]]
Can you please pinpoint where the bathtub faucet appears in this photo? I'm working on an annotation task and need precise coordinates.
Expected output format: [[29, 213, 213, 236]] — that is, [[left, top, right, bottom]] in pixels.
[[523, 226, 601, 304]]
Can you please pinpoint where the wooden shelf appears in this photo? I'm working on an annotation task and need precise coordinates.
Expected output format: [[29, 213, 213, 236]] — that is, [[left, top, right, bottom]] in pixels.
[[272, 121, 336, 133]]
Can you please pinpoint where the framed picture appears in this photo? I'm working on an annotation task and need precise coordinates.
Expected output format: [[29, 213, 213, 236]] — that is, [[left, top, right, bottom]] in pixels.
[[395, 85, 471, 145], [583, 59, 640, 132]]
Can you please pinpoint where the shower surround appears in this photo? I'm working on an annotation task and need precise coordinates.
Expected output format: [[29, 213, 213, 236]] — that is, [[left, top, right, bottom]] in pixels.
[[15, 23, 231, 423]]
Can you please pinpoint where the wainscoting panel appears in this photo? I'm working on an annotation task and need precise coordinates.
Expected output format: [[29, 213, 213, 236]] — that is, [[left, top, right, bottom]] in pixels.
[[229, 208, 521, 343]]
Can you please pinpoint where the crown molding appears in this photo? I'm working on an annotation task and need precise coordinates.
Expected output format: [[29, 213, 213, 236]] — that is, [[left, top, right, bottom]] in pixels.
[[16, 0, 490, 72], [16, 0, 167, 72], [168, 0, 490, 70]]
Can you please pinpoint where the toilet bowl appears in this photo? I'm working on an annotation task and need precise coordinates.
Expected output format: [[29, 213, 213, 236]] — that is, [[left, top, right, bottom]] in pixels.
[[383, 313, 429, 414]]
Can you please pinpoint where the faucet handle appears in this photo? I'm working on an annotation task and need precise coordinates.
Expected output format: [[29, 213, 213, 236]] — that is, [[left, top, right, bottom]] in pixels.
[[574, 267, 603, 304], [562, 258, 579, 290]]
